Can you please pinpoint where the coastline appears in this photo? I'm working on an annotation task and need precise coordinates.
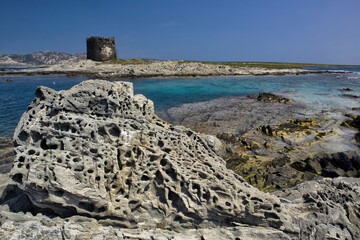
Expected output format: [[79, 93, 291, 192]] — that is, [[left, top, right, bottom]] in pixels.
[[1, 80, 359, 239], [0, 60, 344, 79]]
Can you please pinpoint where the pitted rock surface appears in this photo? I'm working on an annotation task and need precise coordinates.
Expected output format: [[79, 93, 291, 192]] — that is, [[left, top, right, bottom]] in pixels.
[[10, 80, 293, 230], [276, 177, 360, 239]]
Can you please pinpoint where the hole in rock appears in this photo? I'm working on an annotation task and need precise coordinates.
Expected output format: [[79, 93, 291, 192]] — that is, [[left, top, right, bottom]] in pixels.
[[155, 170, 164, 185], [158, 141, 164, 148], [126, 161, 135, 167], [274, 203, 281, 208], [98, 127, 106, 137], [96, 207, 106, 213], [28, 150, 35, 155], [74, 166, 84, 172], [141, 175, 150, 181], [203, 191, 210, 201], [264, 212, 280, 220], [125, 179, 132, 186], [78, 202, 95, 212], [53, 190, 64, 197], [250, 197, 263, 202], [198, 172, 207, 179], [150, 155, 158, 162], [125, 151, 132, 158], [160, 159, 167, 166], [40, 139, 57, 150], [109, 125, 120, 137], [18, 156, 25, 162], [165, 167, 177, 181], [12, 173, 23, 184], [163, 148, 171, 154], [18, 131, 29, 142]]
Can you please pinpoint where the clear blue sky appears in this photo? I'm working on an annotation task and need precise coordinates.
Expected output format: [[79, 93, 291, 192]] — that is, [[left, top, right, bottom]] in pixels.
[[1, 0, 359, 64]]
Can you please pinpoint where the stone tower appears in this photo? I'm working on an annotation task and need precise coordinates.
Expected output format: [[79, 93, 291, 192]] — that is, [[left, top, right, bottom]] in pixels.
[[86, 36, 117, 61]]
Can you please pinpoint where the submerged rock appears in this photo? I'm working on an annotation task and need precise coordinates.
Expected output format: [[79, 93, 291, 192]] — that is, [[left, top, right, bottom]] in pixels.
[[10, 80, 293, 230], [257, 92, 291, 104], [341, 94, 360, 99], [342, 114, 360, 145]]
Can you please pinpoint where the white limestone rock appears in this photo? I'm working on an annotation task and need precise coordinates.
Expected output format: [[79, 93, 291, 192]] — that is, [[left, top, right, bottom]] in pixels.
[[10, 80, 294, 231]]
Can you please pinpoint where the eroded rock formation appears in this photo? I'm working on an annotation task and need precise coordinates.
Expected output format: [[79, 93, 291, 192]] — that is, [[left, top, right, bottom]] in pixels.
[[5, 80, 360, 239], [10, 80, 293, 231], [275, 177, 360, 239]]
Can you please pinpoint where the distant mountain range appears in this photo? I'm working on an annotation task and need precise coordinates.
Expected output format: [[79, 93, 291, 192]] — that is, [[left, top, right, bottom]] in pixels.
[[0, 51, 86, 66]]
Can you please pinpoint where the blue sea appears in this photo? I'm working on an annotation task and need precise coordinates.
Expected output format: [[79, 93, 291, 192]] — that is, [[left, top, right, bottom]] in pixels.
[[0, 68, 359, 137]]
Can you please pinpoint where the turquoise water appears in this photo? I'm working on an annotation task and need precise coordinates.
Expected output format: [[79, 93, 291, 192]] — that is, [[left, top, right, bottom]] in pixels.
[[304, 66, 360, 72], [131, 73, 360, 111], [0, 71, 359, 137]]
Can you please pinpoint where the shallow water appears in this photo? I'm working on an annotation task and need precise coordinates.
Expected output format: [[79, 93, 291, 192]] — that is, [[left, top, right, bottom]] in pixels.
[[0, 71, 359, 137]]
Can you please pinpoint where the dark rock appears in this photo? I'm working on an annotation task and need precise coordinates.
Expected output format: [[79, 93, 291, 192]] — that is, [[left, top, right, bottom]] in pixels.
[[342, 114, 360, 145], [257, 92, 291, 104], [86, 36, 117, 61], [341, 94, 360, 99], [0, 137, 15, 174], [315, 151, 360, 177]]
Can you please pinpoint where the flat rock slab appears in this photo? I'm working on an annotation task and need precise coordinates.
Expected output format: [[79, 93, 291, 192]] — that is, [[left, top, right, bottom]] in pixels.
[[158, 95, 309, 136]]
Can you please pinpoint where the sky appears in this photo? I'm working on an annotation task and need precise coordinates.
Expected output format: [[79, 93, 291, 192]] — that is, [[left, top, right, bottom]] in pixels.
[[0, 0, 359, 64]]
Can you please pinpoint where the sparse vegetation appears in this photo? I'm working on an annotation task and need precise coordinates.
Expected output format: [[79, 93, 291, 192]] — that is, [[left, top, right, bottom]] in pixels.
[[101, 59, 154, 65], [100, 58, 360, 70], [183, 61, 360, 70]]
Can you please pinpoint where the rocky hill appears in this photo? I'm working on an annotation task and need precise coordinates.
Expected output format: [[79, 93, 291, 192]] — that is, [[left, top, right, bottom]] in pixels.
[[0, 51, 86, 67]]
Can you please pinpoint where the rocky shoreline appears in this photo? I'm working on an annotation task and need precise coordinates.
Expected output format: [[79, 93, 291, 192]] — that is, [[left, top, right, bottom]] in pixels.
[[0, 80, 359, 239], [0, 60, 337, 79], [160, 93, 360, 192]]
